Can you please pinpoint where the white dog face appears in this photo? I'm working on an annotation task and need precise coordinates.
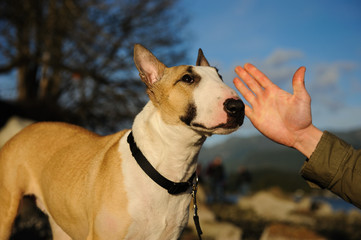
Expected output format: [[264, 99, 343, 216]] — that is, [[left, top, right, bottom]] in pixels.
[[134, 44, 244, 135]]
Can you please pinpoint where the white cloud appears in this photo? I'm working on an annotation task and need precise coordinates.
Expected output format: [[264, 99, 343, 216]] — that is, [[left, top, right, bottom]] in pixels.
[[306, 61, 359, 113], [252, 48, 305, 87], [218, 48, 306, 93], [312, 61, 357, 88], [264, 49, 304, 66]]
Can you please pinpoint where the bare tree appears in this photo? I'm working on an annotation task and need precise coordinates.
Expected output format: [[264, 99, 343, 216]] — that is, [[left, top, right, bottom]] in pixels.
[[0, 0, 189, 132]]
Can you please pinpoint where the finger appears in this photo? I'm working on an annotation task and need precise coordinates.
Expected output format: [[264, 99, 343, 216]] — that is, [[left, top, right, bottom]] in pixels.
[[292, 66, 308, 97], [235, 66, 263, 95], [244, 104, 254, 119], [233, 77, 255, 119], [244, 63, 273, 89], [233, 77, 256, 104]]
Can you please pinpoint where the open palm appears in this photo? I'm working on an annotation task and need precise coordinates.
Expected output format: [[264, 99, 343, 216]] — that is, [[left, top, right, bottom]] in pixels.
[[233, 63, 312, 148]]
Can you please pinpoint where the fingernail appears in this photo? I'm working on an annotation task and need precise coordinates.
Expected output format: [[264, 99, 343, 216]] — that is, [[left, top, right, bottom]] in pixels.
[[235, 66, 243, 72], [244, 63, 252, 69]]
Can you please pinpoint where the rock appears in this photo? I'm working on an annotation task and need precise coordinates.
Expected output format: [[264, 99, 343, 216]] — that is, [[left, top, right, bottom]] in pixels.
[[238, 190, 297, 222], [199, 220, 242, 240], [348, 209, 361, 223], [294, 196, 333, 217], [187, 185, 242, 240], [238, 188, 335, 225], [260, 223, 326, 240], [295, 197, 312, 211], [187, 204, 242, 240], [312, 201, 333, 216]]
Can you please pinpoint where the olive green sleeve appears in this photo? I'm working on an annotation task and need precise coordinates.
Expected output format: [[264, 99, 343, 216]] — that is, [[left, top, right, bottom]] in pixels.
[[300, 131, 361, 208]]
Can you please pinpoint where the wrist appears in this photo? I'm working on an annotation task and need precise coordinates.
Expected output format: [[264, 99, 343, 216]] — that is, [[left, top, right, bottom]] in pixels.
[[293, 125, 323, 158]]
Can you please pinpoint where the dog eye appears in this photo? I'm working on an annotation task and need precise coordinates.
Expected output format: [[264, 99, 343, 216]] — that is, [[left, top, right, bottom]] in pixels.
[[181, 74, 194, 84]]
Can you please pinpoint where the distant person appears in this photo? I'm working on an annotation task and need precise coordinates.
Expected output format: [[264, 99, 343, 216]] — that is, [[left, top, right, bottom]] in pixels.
[[233, 63, 361, 209], [206, 156, 226, 202], [235, 166, 252, 195]]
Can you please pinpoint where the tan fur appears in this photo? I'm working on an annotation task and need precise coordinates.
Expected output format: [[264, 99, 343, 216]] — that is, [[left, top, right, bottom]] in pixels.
[[0, 122, 131, 239], [133, 44, 200, 126], [151, 65, 198, 125]]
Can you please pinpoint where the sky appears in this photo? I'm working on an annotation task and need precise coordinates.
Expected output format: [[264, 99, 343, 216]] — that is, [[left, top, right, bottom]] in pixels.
[[1, 0, 360, 147], [180, 0, 361, 145]]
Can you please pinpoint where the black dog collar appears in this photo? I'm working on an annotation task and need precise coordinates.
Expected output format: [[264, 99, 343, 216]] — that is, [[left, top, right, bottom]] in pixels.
[[127, 131, 196, 195]]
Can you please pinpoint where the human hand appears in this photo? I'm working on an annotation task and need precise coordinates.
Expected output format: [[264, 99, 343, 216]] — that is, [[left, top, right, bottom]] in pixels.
[[233, 63, 322, 157]]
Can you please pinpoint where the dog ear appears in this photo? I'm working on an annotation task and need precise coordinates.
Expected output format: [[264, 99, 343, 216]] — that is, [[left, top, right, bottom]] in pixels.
[[134, 44, 166, 87], [196, 48, 210, 66]]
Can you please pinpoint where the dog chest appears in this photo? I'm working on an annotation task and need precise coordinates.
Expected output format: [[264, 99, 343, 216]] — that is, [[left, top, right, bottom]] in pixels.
[[124, 193, 191, 239], [94, 208, 129, 239], [119, 134, 192, 239]]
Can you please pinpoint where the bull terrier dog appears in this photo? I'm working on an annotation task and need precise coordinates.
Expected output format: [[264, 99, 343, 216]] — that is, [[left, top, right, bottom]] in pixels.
[[0, 44, 244, 240]]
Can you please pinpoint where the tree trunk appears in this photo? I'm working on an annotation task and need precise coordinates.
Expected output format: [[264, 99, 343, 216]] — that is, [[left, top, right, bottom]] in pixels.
[[17, 62, 39, 101]]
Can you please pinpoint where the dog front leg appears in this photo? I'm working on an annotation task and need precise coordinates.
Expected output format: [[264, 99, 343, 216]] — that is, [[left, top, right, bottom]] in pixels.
[[0, 187, 22, 239]]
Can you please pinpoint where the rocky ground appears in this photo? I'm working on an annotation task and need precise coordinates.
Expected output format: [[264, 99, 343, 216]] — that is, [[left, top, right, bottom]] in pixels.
[[181, 187, 361, 240]]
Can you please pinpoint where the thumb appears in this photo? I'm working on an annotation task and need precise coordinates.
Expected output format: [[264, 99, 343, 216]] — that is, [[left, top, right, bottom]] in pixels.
[[292, 66, 308, 97]]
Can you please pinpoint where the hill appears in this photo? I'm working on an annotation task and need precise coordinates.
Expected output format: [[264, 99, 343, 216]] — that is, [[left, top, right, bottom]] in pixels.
[[198, 128, 361, 192], [199, 128, 361, 173]]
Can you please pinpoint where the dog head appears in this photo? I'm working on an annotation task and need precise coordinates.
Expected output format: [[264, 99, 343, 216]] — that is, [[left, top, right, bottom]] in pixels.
[[134, 44, 244, 135]]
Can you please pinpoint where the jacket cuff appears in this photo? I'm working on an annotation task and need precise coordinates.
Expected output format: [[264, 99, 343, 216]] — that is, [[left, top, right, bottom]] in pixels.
[[300, 131, 347, 189]]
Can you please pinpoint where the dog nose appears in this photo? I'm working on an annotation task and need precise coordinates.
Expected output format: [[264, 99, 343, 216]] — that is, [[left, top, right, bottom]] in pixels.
[[224, 98, 245, 118]]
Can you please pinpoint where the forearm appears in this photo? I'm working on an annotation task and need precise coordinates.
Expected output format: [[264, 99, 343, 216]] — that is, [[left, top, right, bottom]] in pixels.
[[300, 131, 361, 208], [293, 124, 323, 158]]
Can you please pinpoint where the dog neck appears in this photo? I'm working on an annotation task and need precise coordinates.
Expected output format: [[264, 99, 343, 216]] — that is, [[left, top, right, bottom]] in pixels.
[[131, 102, 206, 183]]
